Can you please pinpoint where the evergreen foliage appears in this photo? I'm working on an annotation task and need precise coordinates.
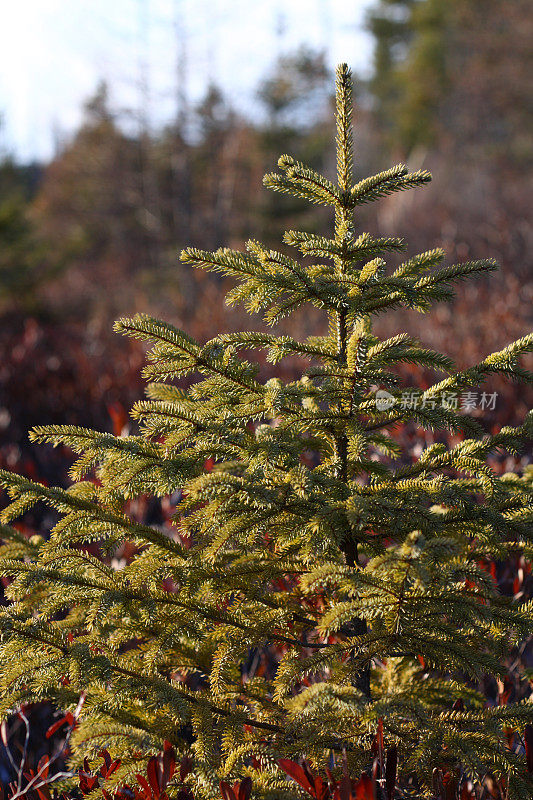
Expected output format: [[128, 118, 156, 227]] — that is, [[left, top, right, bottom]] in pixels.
[[1, 64, 533, 799], [0, 185, 61, 310]]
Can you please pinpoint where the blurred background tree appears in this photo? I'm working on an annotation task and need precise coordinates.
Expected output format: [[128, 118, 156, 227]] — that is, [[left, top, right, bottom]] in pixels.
[[0, 139, 58, 312], [367, 0, 532, 164]]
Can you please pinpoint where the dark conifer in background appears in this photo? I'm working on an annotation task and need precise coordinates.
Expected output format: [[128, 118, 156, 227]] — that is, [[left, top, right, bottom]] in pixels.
[[1, 64, 532, 800]]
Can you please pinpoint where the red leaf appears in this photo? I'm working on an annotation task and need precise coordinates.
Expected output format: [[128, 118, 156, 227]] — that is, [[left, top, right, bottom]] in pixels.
[[385, 746, 397, 800], [313, 777, 330, 800], [442, 772, 457, 800], [302, 762, 317, 788], [504, 726, 515, 748], [498, 676, 513, 706], [46, 718, 69, 739], [35, 786, 51, 800], [37, 756, 50, 780], [106, 760, 122, 779], [337, 749, 352, 800], [79, 774, 99, 795], [161, 742, 176, 788], [525, 724, 533, 772], [371, 758, 379, 798], [99, 750, 112, 769], [354, 774, 374, 800], [107, 402, 129, 436], [371, 719, 384, 761], [237, 777, 252, 800], [98, 750, 113, 778], [136, 774, 153, 800], [338, 773, 351, 800], [147, 756, 161, 799], [219, 781, 237, 800], [277, 760, 315, 796], [377, 719, 384, 754], [180, 754, 193, 783]]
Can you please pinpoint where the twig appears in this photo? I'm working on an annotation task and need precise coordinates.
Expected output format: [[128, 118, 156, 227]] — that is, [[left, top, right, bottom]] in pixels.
[[8, 693, 86, 800]]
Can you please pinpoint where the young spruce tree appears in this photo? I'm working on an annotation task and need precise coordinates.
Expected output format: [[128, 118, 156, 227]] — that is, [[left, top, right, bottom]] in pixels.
[[1, 65, 533, 800]]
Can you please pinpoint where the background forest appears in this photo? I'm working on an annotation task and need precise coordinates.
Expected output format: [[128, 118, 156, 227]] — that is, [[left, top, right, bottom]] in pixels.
[[0, 0, 531, 787]]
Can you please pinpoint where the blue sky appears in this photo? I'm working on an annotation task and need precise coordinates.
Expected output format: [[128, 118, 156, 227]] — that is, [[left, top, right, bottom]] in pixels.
[[0, 0, 374, 163]]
